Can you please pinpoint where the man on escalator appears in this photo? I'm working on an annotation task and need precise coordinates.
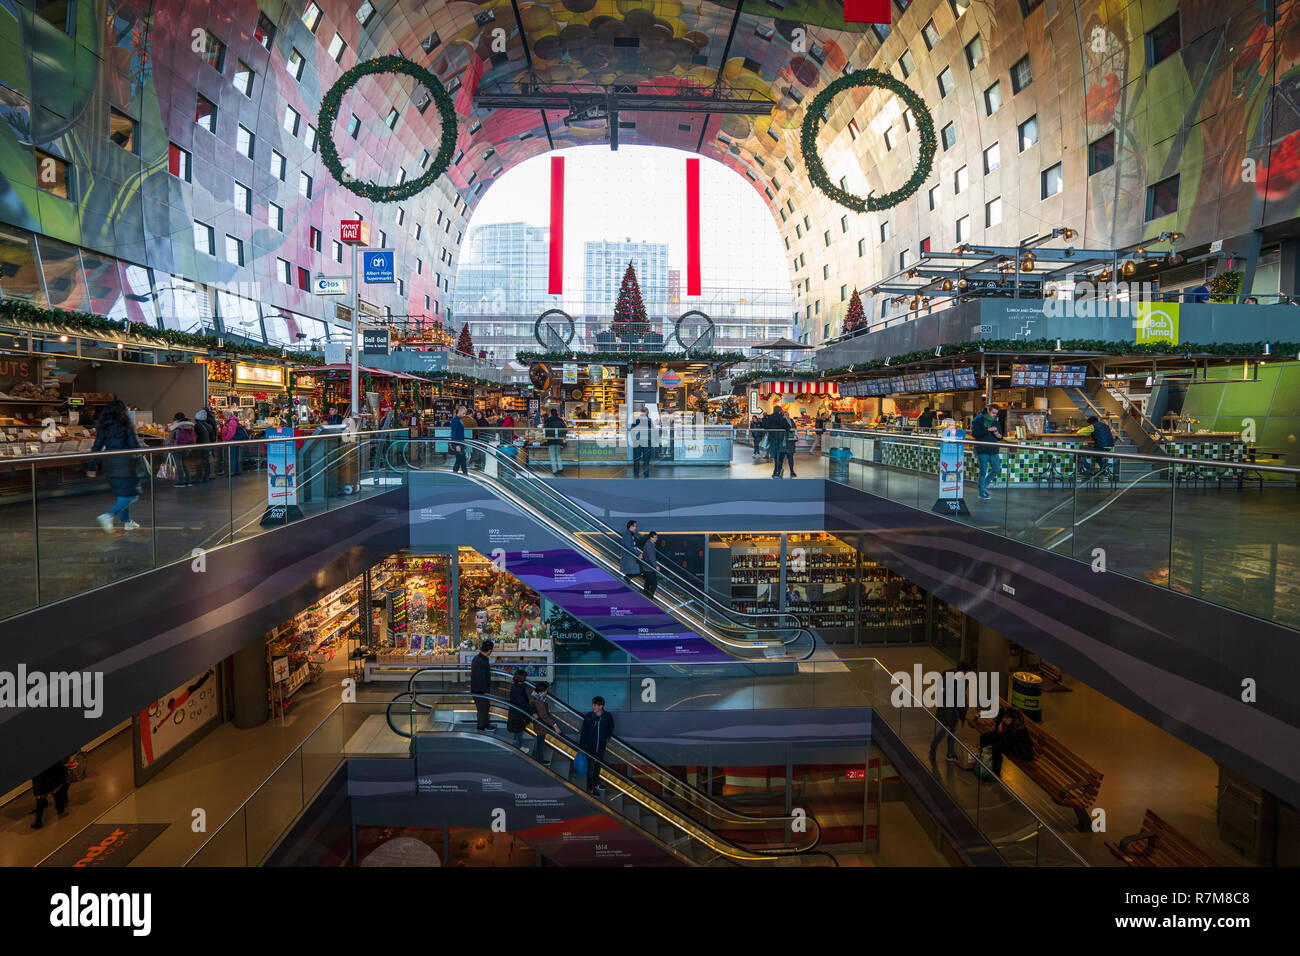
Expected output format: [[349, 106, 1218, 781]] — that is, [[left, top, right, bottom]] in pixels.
[[470, 639, 494, 731], [531, 682, 561, 766], [580, 696, 615, 795]]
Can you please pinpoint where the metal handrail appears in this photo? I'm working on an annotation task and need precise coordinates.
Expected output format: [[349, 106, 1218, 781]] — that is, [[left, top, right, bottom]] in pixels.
[[12, 427, 408, 466], [388, 690, 837, 864], [403, 664, 821, 841], [827, 427, 1300, 474]]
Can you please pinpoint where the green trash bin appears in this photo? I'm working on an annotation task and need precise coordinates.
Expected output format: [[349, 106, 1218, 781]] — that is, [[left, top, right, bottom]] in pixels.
[[1011, 670, 1044, 723]]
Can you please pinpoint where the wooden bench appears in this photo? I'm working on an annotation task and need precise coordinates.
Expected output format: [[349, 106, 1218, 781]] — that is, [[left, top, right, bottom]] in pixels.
[[1105, 809, 1220, 866], [971, 703, 1103, 831]]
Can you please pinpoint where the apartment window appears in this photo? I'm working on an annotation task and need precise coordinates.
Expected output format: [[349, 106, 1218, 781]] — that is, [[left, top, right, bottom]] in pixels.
[[396, 207, 406, 225], [280, 108, 301, 140], [295, 267, 308, 292], [804, 215, 812, 230], [236, 124, 254, 159], [417, 258, 424, 275], [168, 143, 191, 180], [299, 172, 313, 198], [225, 235, 244, 265], [1088, 132, 1116, 175], [941, 122, 957, 150], [928, 183, 941, 210], [938, 67, 955, 98], [268, 202, 284, 231], [109, 109, 137, 152], [356, 0, 376, 26], [787, 199, 795, 213], [234, 60, 254, 96], [951, 0, 970, 15], [193, 220, 215, 255], [840, 215, 849, 233], [920, 236, 931, 253], [847, 119, 859, 141], [1018, 115, 1039, 151], [796, 224, 803, 239], [858, 238, 866, 257], [884, 126, 896, 151], [328, 33, 347, 63], [841, 285, 848, 301], [309, 226, 322, 252], [783, 156, 795, 172], [234, 181, 251, 214], [880, 220, 892, 241], [922, 19, 940, 49], [1145, 174, 1180, 220], [302, 1, 322, 32], [254, 12, 276, 49], [287, 49, 305, 81], [954, 165, 969, 193], [419, 149, 431, 169], [903, 107, 914, 131], [784, 236, 790, 249], [397, 167, 407, 186], [35, 150, 71, 198], [983, 142, 1000, 174], [199, 31, 226, 71], [270, 149, 286, 180], [1146, 13, 1180, 67], [955, 215, 970, 243], [195, 94, 217, 132], [899, 250, 911, 271], [397, 278, 405, 297], [984, 80, 1003, 115], [965, 35, 984, 69], [1041, 162, 1063, 199], [347, 114, 360, 138], [899, 49, 915, 78], [332, 240, 344, 264], [377, 230, 387, 247], [276, 258, 291, 284], [824, 230, 832, 247], [985, 196, 1002, 227], [385, 108, 399, 130], [1011, 55, 1033, 93]]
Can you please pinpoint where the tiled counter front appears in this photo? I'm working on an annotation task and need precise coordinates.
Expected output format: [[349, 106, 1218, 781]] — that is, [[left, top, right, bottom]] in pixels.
[[879, 439, 1077, 484], [1162, 438, 1246, 477]]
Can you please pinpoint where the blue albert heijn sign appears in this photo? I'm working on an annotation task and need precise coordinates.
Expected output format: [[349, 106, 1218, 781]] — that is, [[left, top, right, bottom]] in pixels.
[[363, 249, 394, 284]]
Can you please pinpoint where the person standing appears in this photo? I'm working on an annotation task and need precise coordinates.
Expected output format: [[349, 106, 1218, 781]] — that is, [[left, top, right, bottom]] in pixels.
[[978, 707, 1034, 778], [469, 639, 494, 731], [531, 681, 561, 765], [640, 530, 660, 601], [29, 758, 71, 829], [506, 668, 534, 751], [326, 405, 343, 425], [543, 407, 567, 475], [929, 661, 973, 762], [627, 404, 655, 478], [220, 410, 245, 476], [813, 411, 828, 452], [579, 696, 615, 794], [779, 408, 799, 477], [449, 405, 468, 474], [769, 406, 793, 478], [971, 402, 1004, 499], [167, 412, 197, 486], [192, 408, 215, 482], [917, 407, 937, 429], [620, 519, 642, 585], [750, 414, 765, 462], [86, 399, 143, 533]]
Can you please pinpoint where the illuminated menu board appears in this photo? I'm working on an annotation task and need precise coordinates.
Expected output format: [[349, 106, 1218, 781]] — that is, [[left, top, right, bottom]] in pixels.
[[933, 369, 956, 390], [1011, 363, 1051, 386], [953, 367, 978, 389], [890, 375, 907, 393], [1048, 364, 1087, 386], [917, 371, 938, 391]]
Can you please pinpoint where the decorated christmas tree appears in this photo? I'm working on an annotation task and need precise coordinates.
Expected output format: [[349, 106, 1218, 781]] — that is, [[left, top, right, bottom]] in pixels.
[[843, 288, 866, 335], [611, 261, 649, 339], [456, 322, 474, 356]]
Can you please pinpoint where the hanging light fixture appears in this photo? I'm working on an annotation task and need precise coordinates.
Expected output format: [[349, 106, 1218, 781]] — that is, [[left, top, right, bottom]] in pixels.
[[909, 295, 922, 309], [1098, 268, 1112, 281], [1061, 227, 1077, 240], [1122, 260, 1137, 276], [941, 278, 954, 292], [1021, 254, 1036, 272], [957, 276, 969, 290]]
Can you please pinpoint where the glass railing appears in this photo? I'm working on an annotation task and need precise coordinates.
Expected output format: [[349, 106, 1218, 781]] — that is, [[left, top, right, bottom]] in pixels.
[[388, 437, 816, 659], [823, 427, 1300, 631], [0, 428, 406, 620]]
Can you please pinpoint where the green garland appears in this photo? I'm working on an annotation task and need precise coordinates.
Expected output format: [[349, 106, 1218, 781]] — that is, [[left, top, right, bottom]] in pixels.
[[0, 298, 320, 364], [800, 69, 937, 213], [516, 349, 746, 366], [317, 55, 458, 203]]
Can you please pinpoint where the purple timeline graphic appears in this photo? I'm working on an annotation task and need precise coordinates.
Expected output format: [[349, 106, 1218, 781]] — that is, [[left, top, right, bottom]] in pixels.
[[506, 548, 731, 662]]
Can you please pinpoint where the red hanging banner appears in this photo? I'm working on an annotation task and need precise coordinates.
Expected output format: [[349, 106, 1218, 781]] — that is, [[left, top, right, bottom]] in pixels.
[[548, 155, 564, 295], [686, 157, 701, 297], [844, 0, 891, 23]]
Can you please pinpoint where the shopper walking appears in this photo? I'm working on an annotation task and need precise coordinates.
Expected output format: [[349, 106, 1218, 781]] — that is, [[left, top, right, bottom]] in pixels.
[[978, 706, 1033, 778], [750, 414, 765, 462], [192, 408, 215, 482], [627, 403, 655, 478], [813, 412, 828, 452], [470, 639, 494, 731], [579, 696, 615, 794], [779, 408, 799, 477], [449, 405, 469, 474], [928, 661, 973, 762], [620, 519, 642, 585], [640, 530, 660, 601], [29, 758, 71, 829], [168, 412, 197, 486], [531, 681, 561, 765], [507, 668, 534, 751], [543, 407, 567, 475], [769, 407, 793, 478], [86, 399, 143, 533], [971, 403, 1004, 499]]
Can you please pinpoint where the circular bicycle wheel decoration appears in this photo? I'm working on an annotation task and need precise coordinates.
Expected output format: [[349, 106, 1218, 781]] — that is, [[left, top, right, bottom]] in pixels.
[[533, 309, 576, 350], [800, 69, 937, 213], [674, 309, 715, 353], [318, 55, 457, 203]]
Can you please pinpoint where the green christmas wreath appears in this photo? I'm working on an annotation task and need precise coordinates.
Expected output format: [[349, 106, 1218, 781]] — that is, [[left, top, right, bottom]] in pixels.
[[800, 69, 937, 213], [317, 55, 458, 203]]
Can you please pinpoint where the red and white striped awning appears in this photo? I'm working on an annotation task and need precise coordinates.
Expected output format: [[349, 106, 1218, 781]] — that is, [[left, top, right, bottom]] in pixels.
[[764, 380, 840, 395]]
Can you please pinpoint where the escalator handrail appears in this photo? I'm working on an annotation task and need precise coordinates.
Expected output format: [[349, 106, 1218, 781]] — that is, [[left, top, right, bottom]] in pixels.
[[388, 690, 836, 863], [402, 664, 822, 839], [387, 438, 816, 655]]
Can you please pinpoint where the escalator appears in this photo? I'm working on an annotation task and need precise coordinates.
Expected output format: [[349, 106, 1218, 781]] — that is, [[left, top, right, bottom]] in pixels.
[[385, 437, 818, 662], [386, 665, 838, 866]]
